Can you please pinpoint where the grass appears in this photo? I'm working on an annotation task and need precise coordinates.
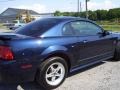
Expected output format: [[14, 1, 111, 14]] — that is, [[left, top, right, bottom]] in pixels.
[[0, 23, 3, 28], [0, 23, 10, 32], [100, 25, 120, 32], [97, 21, 120, 32], [0, 23, 7, 29]]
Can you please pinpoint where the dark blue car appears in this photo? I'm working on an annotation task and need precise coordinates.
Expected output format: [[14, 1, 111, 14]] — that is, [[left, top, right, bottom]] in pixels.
[[0, 17, 120, 89]]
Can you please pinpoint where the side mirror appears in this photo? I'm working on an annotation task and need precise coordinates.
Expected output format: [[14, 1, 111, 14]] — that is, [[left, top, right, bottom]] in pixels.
[[103, 30, 110, 36], [98, 30, 110, 37]]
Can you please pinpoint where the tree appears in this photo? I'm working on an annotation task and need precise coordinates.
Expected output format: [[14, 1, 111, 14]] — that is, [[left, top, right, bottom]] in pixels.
[[53, 8, 120, 22], [88, 11, 97, 21], [80, 11, 86, 18], [54, 11, 62, 16], [95, 10, 108, 21], [107, 8, 120, 20]]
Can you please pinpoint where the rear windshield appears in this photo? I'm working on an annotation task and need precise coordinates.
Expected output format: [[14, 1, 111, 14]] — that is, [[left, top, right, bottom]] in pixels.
[[15, 18, 62, 37]]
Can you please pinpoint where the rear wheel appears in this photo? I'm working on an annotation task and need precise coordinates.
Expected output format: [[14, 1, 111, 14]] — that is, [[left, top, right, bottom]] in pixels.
[[36, 57, 68, 89]]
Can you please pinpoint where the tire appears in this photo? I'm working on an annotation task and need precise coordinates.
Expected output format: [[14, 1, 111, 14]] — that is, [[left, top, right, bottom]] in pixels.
[[114, 41, 120, 61], [36, 57, 68, 90]]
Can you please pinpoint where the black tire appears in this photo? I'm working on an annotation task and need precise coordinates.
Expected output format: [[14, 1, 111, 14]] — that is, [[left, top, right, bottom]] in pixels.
[[114, 41, 120, 61], [36, 57, 68, 90]]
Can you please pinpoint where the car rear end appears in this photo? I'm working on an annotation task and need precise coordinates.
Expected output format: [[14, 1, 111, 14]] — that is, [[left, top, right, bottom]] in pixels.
[[0, 18, 73, 84], [0, 33, 37, 83]]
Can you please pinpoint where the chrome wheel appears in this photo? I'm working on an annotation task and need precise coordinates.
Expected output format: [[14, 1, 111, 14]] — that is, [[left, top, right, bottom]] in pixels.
[[45, 62, 65, 86]]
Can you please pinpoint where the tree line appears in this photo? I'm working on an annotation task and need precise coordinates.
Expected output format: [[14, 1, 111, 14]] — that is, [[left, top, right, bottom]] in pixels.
[[54, 8, 120, 22]]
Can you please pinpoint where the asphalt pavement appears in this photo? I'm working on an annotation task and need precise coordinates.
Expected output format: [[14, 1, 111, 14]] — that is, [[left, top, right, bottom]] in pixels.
[[0, 61, 120, 90]]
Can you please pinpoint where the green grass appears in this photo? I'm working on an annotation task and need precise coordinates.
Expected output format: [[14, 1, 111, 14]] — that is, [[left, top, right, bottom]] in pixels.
[[97, 21, 120, 25], [100, 25, 120, 32], [0, 23, 10, 32], [0, 23, 7, 29], [0, 23, 3, 28], [97, 21, 120, 32]]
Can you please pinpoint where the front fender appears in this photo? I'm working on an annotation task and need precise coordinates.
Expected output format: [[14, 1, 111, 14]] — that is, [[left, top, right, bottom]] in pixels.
[[112, 32, 120, 40]]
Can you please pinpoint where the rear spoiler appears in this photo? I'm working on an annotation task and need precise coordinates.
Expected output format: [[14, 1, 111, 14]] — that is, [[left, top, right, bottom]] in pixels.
[[0, 35, 16, 40], [0, 32, 31, 40]]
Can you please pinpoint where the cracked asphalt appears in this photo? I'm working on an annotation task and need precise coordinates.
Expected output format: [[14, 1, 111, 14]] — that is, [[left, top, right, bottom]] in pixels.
[[0, 29, 120, 90]]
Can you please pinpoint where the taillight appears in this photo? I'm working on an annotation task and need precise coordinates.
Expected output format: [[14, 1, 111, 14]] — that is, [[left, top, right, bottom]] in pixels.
[[0, 46, 14, 60]]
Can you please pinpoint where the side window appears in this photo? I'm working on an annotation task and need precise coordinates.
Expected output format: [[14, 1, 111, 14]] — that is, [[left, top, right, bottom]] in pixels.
[[71, 21, 102, 36]]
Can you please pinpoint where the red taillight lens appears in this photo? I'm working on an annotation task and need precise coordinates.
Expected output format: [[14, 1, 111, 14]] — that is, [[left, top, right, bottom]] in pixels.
[[0, 46, 14, 60]]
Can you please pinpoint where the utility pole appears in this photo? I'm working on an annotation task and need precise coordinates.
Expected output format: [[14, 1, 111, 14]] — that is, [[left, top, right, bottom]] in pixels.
[[85, 0, 89, 19], [80, 2, 82, 13], [77, 0, 82, 17], [77, 0, 80, 16]]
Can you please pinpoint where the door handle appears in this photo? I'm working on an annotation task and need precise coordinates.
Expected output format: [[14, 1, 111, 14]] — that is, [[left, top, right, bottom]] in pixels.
[[83, 40, 88, 43]]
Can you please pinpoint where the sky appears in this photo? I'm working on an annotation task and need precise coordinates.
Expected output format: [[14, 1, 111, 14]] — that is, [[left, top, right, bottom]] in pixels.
[[0, 0, 120, 14]]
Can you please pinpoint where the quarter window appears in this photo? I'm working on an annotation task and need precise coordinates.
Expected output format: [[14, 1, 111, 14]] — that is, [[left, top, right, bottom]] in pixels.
[[62, 23, 74, 36]]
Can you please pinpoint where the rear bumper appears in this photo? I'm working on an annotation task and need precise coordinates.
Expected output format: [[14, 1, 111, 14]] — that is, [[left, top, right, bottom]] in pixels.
[[0, 60, 37, 83]]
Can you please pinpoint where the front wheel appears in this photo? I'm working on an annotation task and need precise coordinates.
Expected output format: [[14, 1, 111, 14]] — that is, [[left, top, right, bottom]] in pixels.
[[36, 57, 68, 89], [114, 42, 120, 61]]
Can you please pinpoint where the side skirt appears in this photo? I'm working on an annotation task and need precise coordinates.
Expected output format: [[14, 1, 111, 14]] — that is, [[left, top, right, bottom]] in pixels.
[[70, 56, 113, 73]]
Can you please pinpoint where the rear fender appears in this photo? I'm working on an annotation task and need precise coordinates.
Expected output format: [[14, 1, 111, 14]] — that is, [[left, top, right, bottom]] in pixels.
[[41, 45, 71, 62], [41, 45, 67, 56]]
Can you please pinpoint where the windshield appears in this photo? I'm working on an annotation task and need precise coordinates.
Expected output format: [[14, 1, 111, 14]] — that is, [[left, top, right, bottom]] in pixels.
[[15, 18, 62, 37]]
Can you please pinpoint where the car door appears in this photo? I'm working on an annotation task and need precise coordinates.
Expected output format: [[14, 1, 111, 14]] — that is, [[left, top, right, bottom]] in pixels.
[[69, 20, 116, 66]]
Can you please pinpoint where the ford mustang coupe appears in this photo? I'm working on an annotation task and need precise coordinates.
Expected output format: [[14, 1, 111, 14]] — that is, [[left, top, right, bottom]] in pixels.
[[0, 17, 119, 89]]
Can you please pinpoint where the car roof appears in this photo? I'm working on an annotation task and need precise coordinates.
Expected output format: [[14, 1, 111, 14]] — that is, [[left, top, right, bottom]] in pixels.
[[42, 16, 89, 22]]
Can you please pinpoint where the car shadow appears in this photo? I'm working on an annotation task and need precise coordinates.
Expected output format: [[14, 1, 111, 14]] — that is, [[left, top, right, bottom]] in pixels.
[[0, 82, 47, 90], [0, 61, 106, 90], [106, 59, 120, 62], [0, 82, 46, 90], [68, 61, 105, 77]]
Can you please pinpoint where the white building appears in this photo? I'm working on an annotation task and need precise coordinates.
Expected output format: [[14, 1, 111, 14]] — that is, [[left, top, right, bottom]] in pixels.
[[0, 8, 54, 23]]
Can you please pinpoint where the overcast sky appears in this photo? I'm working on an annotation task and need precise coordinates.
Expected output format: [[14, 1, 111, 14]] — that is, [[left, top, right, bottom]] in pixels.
[[0, 0, 120, 13]]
